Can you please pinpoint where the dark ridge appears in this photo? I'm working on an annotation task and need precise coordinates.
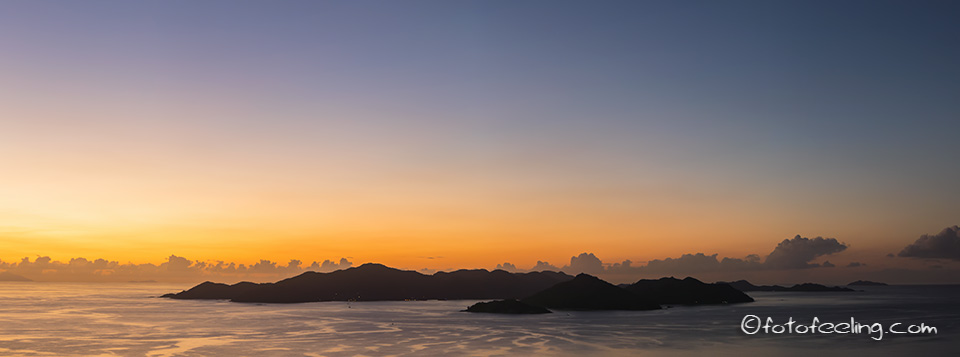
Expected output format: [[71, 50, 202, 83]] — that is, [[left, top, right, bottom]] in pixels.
[[464, 299, 551, 314], [522, 273, 661, 311], [788, 283, 856, 292], [719, 280, 855, 292], [718, 280, 789, 292], [847, 280, 888, 286], [624, 277, 754, 305], [161, 281, 269, 299], [163, 263, 574, 303]]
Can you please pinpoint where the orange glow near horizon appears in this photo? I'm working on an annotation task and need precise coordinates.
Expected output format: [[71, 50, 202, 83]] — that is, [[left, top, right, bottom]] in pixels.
[[1, 132, 947, 274]]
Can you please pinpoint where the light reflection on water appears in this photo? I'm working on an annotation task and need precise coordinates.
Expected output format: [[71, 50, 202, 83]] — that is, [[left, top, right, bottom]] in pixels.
[[0, 283, 957, 356]]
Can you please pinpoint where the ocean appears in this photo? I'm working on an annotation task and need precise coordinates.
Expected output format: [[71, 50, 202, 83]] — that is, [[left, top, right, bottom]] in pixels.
[[0, 282, 956, 356]]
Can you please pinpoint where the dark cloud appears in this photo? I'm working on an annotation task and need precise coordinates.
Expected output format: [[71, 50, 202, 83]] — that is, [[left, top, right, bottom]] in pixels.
[[898, 225, 960, 261], [643, 253, 722, 274], [638, 235, 846, 274], [574, 235, 847, 277], [492, 234, 851, 280], [605, 260, 642, 274], [763, 235, 848, 269], [886, 253, 895, 258], [641, 253, 769, 274], [846, 262, 864, 268], [720, 254, 763, 270]]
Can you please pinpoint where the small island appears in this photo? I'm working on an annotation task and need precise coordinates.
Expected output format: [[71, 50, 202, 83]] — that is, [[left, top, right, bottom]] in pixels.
[[464, 299, 551, 314], [719, 280, 855, 292], [847, 280, 888, 286]]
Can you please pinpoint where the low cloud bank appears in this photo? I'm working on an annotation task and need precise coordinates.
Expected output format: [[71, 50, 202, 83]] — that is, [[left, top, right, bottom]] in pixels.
[[497, 235, 848, 276], [0, 255, 352, 283]]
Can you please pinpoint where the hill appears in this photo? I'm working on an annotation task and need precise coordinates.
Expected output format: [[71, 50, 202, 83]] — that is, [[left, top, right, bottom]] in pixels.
[[624, 277, 753, 305], [719, 280, 855, 292], [164, 263, 573, 303], [521, 274, 660, 311]]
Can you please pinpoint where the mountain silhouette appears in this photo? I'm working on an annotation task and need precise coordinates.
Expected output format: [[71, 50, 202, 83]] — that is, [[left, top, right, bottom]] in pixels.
[[788, 283, 856, 292], [720, 280, 855, 292], [847, 280, 887, 286], [164, 263, 573, 303], [623, 277, 753, 305], [521, 273, 661, 311]]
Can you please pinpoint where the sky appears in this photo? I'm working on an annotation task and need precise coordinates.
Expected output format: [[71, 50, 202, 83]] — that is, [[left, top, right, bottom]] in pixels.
[[1, 1, 958, 284]]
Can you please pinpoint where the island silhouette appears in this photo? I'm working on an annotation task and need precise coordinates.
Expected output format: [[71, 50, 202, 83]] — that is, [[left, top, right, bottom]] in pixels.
[[464, 299, 551, 314], [163, 263, 769, 313], [520, 273, 661, 311], [718, 280, 855, 292], [623, 277, 754, 305], [163, 263, 878, 314], [847, 280, 888, 286], [163, 263, 571, 303]]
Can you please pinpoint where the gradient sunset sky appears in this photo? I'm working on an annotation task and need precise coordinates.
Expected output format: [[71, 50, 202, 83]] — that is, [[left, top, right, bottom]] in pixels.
[[1, 1, 958, 283]]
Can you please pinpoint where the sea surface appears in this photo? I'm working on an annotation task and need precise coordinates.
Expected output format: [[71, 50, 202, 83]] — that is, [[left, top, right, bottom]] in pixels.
[[0, 282, 957, 356]]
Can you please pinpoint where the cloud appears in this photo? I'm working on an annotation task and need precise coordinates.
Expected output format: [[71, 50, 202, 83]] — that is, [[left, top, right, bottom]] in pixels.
[[643, 253, 721, 274], [639, 253, 767, 275], [605, 260, 642, 274], [636, 235, 846, 274], [763, 235, 848, 269], [492, 233, 852, 280], [491, 258, 588, 273], [898, 225, 960, 261], [531, 261, 561, 272], [163, 255, 194, 271], [562, 253, 604, 275], [500, 234, 849, 280], [309, 258, 353, 272], [846, 262, 864, 268], [0, 255, 354, 282], [720, 254, 763, 270], [495, 262, 522, 272]]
